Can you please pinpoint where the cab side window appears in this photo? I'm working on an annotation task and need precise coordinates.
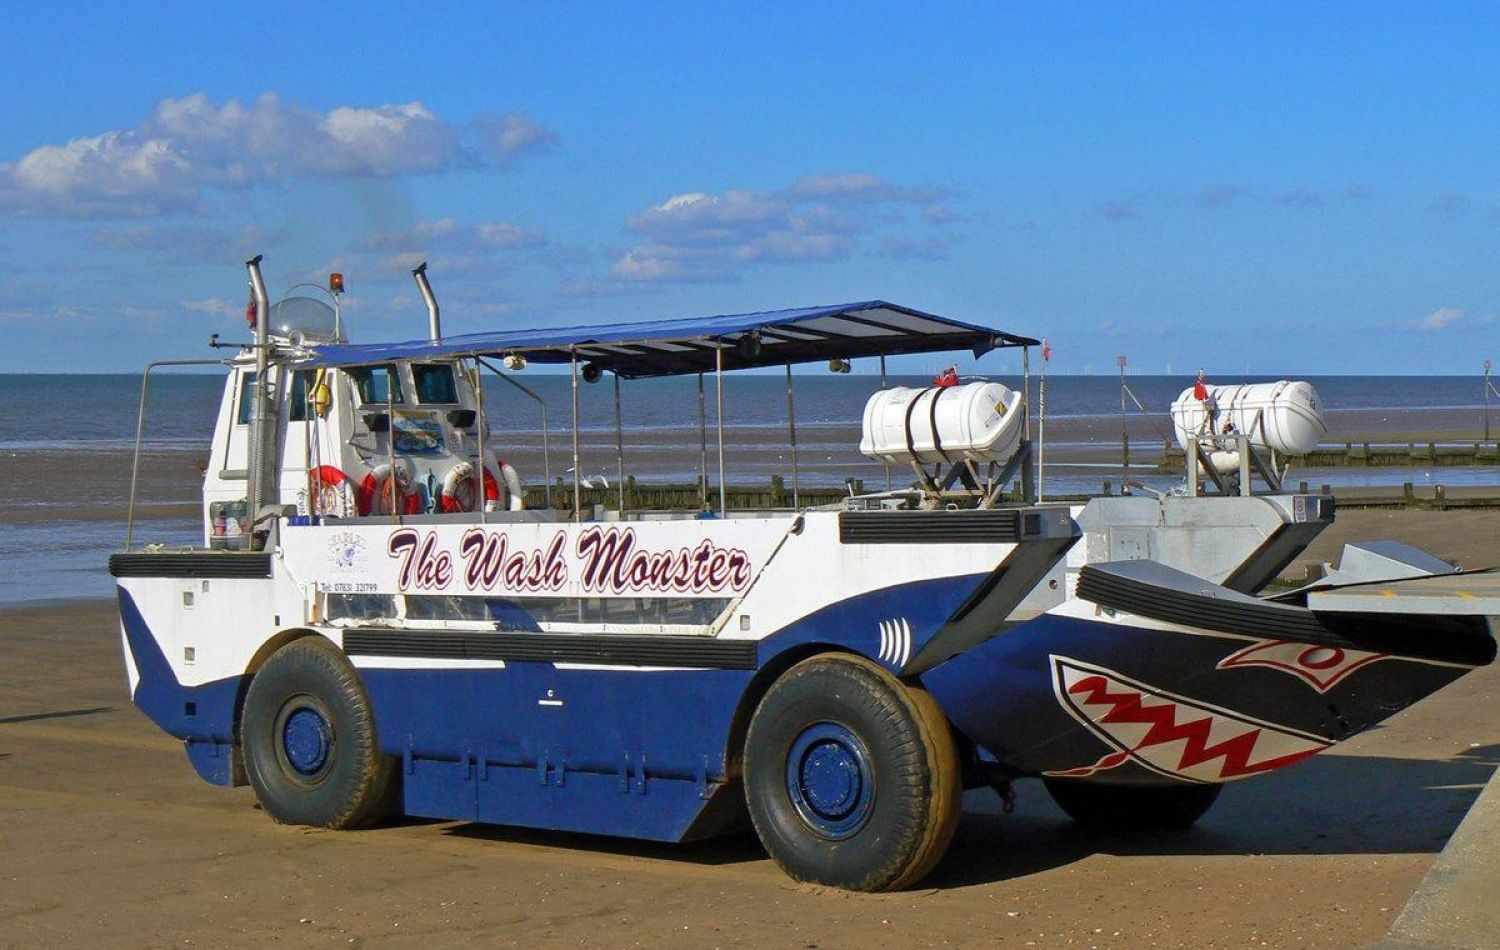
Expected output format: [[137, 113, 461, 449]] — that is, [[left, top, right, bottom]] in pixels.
[[413, 363, 458, 404], [349, 366, 404, 405], [288, 370, 313, 422], [236, 372, 257, 425]]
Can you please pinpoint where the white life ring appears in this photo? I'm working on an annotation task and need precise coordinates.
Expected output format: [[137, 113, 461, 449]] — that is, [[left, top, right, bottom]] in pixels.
[[441, 459, 525, 512]]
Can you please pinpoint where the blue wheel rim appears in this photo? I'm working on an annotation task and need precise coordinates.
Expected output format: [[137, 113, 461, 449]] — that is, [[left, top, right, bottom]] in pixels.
[[786, 722, 875, 839], [281, 705, 332, 777]]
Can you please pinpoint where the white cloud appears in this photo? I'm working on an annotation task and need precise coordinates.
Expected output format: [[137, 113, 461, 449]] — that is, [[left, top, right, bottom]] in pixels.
[[357, 218, 547, 280], [1420, 306, 1465, 330], [89, 223, 286, 263], [470, 114, 559, 168], [0, 93, 558, 218], [610, 173, 952, 284], [876, 234, 957, 260], [182, 297, 238, 317]]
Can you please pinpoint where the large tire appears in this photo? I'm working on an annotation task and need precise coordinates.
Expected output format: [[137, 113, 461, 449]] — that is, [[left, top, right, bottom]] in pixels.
[[241, 637, 397, 829], [1043, 778, 1222, 831], [743, 654, 962, 891]]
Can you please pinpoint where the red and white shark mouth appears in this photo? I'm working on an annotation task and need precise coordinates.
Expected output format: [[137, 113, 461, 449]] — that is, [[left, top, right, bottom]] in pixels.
[[1045, 656, 1332, 783]]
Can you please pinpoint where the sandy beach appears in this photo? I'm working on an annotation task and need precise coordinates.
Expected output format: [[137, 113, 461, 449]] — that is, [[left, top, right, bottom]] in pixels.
[[3, 382, 1498, 948]]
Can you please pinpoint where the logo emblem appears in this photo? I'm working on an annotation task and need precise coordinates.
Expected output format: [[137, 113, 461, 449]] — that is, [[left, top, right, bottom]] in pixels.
[[1045, 656, 1330, 783], [878, 618, 912, 668], [1217, 640, 1389, 693], [326, 531, 368, 572]]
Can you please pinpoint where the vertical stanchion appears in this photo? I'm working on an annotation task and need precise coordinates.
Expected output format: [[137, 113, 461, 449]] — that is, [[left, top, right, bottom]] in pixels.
[[698, 372, 708, 507], [474, 358, 488, 523], [1117, 354, 1129, 468], [1021, 346, 1035, 501], [785, 363, 800, 508], [613, 372, 625, 513], [715, 344, 727, 513], [1486, 359, 1493, 442], [570, 349, 581, 521], [879, 354, 891, 491], [1038, 338, 1050, 502]]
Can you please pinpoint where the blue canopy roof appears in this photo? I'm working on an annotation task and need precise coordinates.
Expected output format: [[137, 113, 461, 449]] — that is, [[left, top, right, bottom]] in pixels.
[[304, 300, 1036, 379]]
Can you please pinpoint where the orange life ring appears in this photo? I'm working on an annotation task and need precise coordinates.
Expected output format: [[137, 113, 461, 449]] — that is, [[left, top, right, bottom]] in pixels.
[[358, 464, 420, 516], [309, 465, 356, 517]]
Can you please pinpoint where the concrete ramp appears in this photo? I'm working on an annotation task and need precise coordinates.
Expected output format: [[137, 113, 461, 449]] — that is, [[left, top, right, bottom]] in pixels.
[[1371, 765, 1500, 950]]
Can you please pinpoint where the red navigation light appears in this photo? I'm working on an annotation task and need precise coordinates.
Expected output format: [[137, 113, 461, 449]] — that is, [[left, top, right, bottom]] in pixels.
[[329, 272, 345, 294]]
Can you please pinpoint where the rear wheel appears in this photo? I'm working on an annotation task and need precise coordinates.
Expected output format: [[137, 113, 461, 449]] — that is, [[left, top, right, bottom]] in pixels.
[[1043, 778, 1221, 831], [241, 637, 397, 829], [743, 654, 962, 891]]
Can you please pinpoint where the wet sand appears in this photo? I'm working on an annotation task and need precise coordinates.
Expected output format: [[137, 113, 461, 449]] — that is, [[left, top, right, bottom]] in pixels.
[[2, 507, 1498, 948], [5, 402, 1497, 521]]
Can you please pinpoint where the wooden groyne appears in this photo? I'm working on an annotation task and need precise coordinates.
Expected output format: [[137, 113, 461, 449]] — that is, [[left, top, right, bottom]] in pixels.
[[523, 475, 863, 512], [1161, 441, 1500, 471], [524, 473, 1500, 513]]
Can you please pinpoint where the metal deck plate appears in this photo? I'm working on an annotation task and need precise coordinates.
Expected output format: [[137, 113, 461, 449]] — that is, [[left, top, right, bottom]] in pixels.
[[1308, 573, 1500, 616]]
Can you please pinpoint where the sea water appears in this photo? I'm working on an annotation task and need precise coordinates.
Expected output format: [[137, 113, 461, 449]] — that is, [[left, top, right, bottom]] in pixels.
[[2, 372, 1497, 604]]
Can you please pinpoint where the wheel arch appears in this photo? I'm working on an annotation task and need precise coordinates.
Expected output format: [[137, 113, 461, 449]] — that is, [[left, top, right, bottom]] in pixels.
[[722, 642, 861, 780], [234, 628, 337, 739]]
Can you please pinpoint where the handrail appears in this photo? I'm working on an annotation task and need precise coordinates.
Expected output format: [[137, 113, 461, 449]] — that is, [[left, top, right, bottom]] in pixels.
[[475, 356, 553, 509], [125, 359, 233, 551]]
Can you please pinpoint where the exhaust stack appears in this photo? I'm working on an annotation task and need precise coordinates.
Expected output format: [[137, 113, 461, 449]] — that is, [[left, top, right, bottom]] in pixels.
[[413, 262, 440, 342], [244, 255, 272, 548]]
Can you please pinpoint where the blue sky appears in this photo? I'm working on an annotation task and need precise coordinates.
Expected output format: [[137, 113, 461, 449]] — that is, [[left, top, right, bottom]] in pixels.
[[1, 3, 1497, 374]]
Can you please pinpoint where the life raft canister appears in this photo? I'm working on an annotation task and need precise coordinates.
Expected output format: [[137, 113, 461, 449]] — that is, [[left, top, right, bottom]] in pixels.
[[357, 463, 421, 516]]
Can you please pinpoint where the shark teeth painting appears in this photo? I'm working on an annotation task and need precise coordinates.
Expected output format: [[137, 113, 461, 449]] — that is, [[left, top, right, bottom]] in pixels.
[[1045, 655, 1332, 783]]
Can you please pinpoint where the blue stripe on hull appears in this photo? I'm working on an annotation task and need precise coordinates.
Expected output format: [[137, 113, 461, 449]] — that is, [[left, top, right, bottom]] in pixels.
[[122, 571, 994, 836], [362, 664, 755, 840]]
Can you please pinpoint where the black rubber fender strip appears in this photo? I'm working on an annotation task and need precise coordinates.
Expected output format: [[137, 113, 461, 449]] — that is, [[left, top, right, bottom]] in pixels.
[[342, 629, 758, 669], [109, 552, 273, 578], [839, 508, 1027, 544], [1076, 564, 1495, 667]]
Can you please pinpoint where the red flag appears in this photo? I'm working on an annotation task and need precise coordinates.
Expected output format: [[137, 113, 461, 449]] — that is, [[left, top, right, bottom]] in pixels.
[[1042, 339, 1052, 362], [245, 294, 257, 330], [1194, 378, 1209, 401]]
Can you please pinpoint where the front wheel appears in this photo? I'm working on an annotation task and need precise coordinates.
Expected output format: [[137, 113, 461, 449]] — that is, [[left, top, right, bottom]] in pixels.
[[743, 654, 962, 891], [241, 637, 397, 829], [1043, 778, 1222, 831]]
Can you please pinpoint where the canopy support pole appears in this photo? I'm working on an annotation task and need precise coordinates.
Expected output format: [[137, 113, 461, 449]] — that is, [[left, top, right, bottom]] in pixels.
[[1037, 349, 1046, 503], [387, 372, 399, 525], [697, 372, 708, 508], [785, 363, 800, 509], [613, 372, 625, 513], [571, 348, 581, 521], [715, 344, 727, 513], [1021, 345, 1036, 502], [474, 359, 488, 522], [879, 354, 891, 491], [475, 356, 551, 509]]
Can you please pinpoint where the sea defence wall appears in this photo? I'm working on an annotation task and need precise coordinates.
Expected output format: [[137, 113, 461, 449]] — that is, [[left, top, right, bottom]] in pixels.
[[1369, 765, 1500, 950]]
